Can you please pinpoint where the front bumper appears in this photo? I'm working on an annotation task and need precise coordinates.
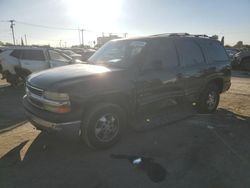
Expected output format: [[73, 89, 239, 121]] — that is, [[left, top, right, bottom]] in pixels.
[[26, 110, 81, 137]]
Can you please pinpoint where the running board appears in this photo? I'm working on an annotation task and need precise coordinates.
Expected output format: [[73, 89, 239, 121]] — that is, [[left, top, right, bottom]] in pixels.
[[131, 104, 197, 131]]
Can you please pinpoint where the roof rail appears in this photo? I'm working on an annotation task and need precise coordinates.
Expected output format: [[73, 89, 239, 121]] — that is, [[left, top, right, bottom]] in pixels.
[[150, 33, 218, 40], [151, 33, 190, 37], [168, 33, 190, 36]]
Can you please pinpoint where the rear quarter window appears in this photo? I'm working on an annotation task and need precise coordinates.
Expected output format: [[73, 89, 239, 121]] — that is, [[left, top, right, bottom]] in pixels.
[[201, 40, 228, 62], [21, 49, 45, 61]]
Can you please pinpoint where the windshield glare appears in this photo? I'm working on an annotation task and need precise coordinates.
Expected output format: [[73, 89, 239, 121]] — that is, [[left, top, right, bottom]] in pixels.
[[88, 40, 146, 67]]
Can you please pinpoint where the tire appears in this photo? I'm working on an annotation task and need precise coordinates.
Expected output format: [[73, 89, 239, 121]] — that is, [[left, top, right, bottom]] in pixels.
[[6, 73, 19, 87], [197, 84, 220, 113], [81, 103, 125, 149]]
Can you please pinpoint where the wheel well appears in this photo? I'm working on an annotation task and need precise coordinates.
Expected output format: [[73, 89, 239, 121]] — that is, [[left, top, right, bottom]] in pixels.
[[14, 66, 31, 78], [208, 78, 224, 93], [82, 94, 132, 118]]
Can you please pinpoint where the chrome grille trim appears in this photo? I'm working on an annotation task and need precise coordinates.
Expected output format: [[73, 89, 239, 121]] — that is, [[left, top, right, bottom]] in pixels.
[[26, 84, 44, 96]]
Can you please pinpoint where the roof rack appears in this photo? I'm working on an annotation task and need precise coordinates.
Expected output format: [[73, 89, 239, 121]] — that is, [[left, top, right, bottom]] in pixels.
[[151, 33, 190, 37], [151, 33, 212, 39]]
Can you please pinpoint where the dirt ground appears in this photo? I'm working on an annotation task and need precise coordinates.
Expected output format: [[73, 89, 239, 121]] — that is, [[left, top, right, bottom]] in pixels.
[[0, 71, 250, 188]]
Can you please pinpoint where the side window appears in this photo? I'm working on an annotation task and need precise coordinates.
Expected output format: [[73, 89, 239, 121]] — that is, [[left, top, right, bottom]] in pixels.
[[49, 50, 69, 62], [175, 39, 205, 66], [10, 49, 21, 59], [21, 50, 45, 61], [203, 41, 228, 62], [143, 39, 178, 70]]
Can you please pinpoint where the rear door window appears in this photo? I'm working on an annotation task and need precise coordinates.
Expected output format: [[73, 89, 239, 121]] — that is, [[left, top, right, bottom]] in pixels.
[[202, 41, 228, 62], [143, 39, 179, 70], [21, 50, 45, 61], [175, 39, 205, 66]]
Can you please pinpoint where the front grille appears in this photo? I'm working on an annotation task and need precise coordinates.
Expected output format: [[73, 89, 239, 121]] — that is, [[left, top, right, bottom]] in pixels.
[[27, 84, 43, 96], [26, 84, 44, 109], [28, 97, 44, 109]]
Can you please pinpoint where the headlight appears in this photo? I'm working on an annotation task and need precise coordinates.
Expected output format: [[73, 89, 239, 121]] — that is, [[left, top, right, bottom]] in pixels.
[[44, 91, 69, 101], [43, 91, 71, 113]]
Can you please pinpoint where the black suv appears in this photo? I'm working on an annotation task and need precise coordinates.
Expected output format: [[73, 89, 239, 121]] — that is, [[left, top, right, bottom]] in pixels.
[[23, 33, 231, 149]]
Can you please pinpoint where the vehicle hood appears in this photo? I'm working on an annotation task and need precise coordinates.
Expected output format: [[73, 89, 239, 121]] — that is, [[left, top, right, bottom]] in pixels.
[[27, 64, 123, 91]]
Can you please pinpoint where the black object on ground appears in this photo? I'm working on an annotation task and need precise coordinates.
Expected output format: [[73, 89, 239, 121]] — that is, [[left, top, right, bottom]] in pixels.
[[111, 154, 167, 183]]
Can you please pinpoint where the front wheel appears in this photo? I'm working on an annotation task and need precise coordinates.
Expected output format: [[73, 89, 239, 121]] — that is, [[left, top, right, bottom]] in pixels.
[[81, 103, 125, 149], [197, 84, 220, 113]]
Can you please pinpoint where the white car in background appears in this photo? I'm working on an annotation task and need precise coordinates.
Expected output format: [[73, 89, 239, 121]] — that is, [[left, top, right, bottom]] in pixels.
[[61, 49, 82, 60], [0, 47, 82, 86]]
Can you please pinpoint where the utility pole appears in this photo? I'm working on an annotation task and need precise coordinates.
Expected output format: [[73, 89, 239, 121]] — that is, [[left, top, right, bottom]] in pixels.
[[24, 34, 27, 45], [78, 29, 81, 46], [9, 20, 16, 45], [81, 29, 84, 47]]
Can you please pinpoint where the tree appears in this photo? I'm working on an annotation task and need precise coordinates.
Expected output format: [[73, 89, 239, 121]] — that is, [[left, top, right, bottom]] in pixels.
[[5, 42, 13, 46], [234, 41, 243, 48], [0, 41, 4, 46]]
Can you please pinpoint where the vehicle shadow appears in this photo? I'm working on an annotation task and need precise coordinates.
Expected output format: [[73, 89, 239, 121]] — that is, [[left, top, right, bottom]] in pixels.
[[0, 85, 26, 132], [1, 107, 250, 187]]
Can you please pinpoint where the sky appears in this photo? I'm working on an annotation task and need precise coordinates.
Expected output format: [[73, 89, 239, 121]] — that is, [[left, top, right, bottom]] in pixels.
[[0, 0, 250, 47]]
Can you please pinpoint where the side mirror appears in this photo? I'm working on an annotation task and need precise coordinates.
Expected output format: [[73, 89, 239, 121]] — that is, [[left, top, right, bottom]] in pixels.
[[151, 60, 163, 71]]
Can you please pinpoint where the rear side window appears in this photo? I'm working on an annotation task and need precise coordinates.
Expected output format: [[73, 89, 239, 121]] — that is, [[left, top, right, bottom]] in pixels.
[[10, 49, 22, 58], [175, 39, 205, 66], [144, 39, 178, 69], [202, 41, 228, 62], [21, 50, 45, 61]]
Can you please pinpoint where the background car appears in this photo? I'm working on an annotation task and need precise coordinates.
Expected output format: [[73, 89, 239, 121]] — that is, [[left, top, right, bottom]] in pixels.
[[61, 49, 82, 60], [225, 47, 240, 61], [232, 50, 250, 71], [0, 47, 82, 85]]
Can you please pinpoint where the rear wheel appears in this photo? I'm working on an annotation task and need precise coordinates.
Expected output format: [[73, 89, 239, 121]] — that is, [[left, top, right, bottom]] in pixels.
[[197, 84, 220, 113], [81, 103, 125, 149]]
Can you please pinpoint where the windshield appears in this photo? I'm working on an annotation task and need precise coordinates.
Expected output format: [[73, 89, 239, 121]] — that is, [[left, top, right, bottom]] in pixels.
[[88, 40, 147, 67]]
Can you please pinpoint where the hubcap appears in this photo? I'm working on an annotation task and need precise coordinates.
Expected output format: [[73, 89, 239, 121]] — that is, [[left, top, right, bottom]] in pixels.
[[95, 113, 119, 142], [206, 91, 217, 110]]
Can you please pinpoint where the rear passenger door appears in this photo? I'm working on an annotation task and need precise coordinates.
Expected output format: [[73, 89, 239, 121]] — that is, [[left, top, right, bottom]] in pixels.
[[174, 38, 207, 99], [20, 49, 49, 72]]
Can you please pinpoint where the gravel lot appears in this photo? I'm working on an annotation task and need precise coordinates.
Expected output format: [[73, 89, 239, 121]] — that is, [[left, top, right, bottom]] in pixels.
[[0, 71, 250, 188]]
